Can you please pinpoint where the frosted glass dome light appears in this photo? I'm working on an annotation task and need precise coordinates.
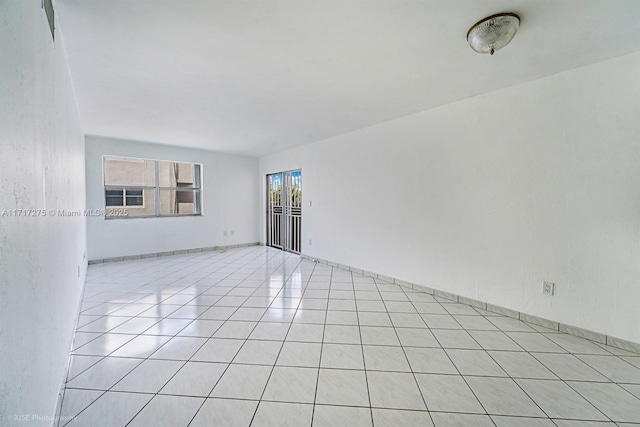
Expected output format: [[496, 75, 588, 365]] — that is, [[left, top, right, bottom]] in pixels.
[[467, 13, 520, 55]]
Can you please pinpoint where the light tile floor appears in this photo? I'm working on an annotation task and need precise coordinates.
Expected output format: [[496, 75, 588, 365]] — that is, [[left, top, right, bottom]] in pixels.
[[59, 246, 640, 426]]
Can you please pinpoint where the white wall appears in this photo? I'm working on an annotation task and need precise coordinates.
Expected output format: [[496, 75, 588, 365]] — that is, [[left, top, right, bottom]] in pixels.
[[260, 52, 640, 344], [86, 136, 259, 260], [0, 1, 87, 424]]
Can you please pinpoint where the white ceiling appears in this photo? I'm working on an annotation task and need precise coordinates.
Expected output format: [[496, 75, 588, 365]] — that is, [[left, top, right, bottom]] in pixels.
[[55, 0, 640, 157]]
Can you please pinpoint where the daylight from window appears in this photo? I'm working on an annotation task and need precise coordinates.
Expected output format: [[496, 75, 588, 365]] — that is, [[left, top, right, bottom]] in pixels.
[[103, 156, 202, 218]]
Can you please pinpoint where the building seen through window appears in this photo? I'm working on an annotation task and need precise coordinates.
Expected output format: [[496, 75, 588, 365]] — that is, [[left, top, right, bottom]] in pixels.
[[103, 156, 202, 218]]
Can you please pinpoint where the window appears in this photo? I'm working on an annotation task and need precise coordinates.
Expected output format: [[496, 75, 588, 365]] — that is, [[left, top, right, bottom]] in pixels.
[[103, 156, 202, 218], [126, 189, 144, 206], [105, 188, 143, 207]]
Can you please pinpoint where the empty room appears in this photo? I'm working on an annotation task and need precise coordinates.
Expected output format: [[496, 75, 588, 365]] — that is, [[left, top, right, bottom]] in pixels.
[[1, 0, 640, 426]]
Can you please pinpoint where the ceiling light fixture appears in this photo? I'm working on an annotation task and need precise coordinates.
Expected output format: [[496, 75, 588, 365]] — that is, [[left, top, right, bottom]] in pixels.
[[467, 13, 520, 55]]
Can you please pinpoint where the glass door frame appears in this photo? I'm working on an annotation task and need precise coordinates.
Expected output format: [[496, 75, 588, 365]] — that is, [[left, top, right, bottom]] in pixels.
[[266, 169, 302, 254]]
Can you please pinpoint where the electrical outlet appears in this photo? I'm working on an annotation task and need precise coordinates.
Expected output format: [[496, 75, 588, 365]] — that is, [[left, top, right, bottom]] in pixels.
[[223, 230, 228, 237], [230, 230, 235, 236], [542, 281, 554, 296], [308, 239, 312, 246]]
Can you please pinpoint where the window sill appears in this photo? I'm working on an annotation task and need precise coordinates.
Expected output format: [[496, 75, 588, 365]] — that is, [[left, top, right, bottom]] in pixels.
[[105, 214, 203, 220]]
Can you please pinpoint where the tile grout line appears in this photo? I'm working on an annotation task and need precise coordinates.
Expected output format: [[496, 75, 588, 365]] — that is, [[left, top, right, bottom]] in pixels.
[[242, 255, 307, 426], [302, 255, 640, 355], [351, 269, 376, 427], [68, 248, 288, 425], [63, 248, 640, 426], [415, 285, 504, 426], [309, 261, 329, 427], [374, 275, 437, 426], [408, 284, 618, 424], [188, 250, 302, 425]]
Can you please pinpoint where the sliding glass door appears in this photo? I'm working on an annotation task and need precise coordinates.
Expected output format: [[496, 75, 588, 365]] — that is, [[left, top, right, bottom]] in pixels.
[[266, 170, 301, 253]]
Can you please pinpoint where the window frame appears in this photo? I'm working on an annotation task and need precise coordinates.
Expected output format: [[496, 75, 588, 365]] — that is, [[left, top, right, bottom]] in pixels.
[[102, 156, 203, 219]]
